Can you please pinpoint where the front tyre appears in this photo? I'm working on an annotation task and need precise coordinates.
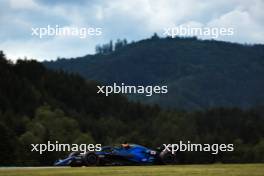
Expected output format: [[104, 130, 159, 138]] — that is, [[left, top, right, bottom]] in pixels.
[[69, 160, 81, 167], [68, 152, 83, 167], [84, 153, 99, 166]]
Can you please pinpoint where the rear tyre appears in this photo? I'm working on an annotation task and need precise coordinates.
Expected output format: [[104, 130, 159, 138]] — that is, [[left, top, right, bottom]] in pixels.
[[159, 150, 177, 164]]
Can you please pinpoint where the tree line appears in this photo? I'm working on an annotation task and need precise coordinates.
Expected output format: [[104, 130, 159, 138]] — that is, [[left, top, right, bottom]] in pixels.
[[0, 51, 263, 165], [45, 35, 264, 110], [95, 39, 128, 54]]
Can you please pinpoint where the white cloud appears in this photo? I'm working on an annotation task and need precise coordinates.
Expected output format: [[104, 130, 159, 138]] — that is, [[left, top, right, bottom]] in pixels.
[[9, 0, 40, 10], [0, 36, 100, 61], [0, 0, 263, 61], [207, 9, 264, 43]]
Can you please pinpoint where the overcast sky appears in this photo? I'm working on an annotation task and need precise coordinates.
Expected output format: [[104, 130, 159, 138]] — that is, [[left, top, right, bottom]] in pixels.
[[1, 0, 264, 61]]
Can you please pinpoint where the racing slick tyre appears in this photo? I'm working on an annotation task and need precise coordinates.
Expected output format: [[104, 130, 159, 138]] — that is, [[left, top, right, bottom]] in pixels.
[[84, 152, 99, 166], [68, 152, 83, 167], [69, 161, 80, 167], [159, 150, 177, 164]]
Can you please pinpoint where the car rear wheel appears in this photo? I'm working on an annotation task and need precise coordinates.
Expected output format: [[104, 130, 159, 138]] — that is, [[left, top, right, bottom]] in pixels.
[[159, 150, 177, 164]]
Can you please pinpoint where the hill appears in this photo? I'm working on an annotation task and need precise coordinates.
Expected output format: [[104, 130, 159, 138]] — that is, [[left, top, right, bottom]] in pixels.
[[0, 51, 160, 165], [44, 36, 264, 109], [0, 51, 264, 165]]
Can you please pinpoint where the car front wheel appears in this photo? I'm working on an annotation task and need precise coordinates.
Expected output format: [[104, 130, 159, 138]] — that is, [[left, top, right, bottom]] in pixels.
[[84, 153, 98, 166]]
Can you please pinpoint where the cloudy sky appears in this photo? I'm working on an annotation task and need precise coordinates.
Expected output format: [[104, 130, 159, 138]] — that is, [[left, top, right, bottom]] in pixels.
[[1, 0, 264, 61]]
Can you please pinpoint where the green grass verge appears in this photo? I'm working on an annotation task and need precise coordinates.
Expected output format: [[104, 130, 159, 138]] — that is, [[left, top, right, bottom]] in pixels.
[[0, 164, 263, 176]]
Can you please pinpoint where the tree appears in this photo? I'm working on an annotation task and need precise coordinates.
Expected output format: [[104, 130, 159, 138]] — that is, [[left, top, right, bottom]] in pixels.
[[95, 40, 114, 54], [151, 33, 159, 39], [0, 123, 16, 165], [115, 39, 126, 51]]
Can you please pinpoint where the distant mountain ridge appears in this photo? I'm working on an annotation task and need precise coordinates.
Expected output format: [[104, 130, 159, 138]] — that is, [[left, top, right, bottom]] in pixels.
[[44, 36, 264, 110]]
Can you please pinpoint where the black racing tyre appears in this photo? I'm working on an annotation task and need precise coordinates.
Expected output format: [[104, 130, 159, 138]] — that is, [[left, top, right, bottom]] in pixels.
[[159, 150, 177, 164], [84, 152, 98, 166], [68, 152, 83, 167], [69, 160, 80, 167]]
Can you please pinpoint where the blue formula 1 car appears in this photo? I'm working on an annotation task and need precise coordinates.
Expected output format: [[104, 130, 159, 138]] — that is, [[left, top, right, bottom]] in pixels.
[[54, 144, 177, 166]]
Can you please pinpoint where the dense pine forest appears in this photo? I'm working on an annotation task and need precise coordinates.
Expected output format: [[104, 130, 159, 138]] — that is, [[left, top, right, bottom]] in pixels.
[[45, 36, 264, 110], [0, 51, 263, 165]]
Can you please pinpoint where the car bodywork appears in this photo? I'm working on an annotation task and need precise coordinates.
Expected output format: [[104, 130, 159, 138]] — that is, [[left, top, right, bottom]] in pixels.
[[54, 144, 176, 166]]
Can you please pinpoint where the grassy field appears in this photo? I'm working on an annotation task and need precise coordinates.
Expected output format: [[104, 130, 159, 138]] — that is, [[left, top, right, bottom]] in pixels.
[[0, 164, 263, 176]]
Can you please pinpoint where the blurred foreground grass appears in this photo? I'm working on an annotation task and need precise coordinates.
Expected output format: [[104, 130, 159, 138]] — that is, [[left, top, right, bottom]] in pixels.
[[0, 164, 263, 176]]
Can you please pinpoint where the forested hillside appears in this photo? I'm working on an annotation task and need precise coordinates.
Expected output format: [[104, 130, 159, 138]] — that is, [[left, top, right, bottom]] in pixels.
[[0, 51, 264, 165], [45, 36, 264, 109]]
